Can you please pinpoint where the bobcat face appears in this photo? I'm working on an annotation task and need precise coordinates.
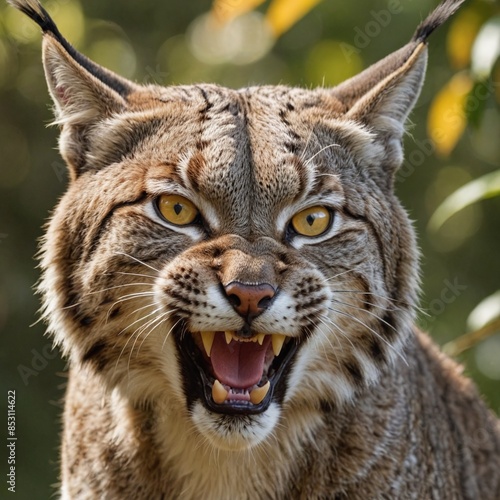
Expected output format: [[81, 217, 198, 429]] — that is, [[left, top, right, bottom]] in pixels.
[[14, 0, 439, 451], [41, 84, 418, 450]]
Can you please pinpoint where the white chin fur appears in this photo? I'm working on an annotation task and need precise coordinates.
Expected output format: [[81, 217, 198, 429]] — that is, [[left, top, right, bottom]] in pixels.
[[190, 401, 281, 451]]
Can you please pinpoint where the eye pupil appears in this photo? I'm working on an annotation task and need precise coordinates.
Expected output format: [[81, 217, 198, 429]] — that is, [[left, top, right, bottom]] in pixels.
[[157, 194, 199, 226], [290, 206, 331, 238]]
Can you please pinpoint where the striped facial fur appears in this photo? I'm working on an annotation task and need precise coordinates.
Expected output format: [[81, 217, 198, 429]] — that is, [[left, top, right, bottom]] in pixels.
[[15, 1, 500, 499], [20, 0, 436, 449], [41, 81, 419, 450]]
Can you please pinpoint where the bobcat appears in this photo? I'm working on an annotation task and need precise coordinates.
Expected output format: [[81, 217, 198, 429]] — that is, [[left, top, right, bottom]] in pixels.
[[10, 0, 500, 498]]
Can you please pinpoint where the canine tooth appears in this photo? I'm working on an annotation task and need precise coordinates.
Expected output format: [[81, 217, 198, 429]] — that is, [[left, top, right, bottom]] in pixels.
[[212, 380, 228, 404], [200, 331, 215, 357], [272, 334, 286, 356], [225, 331, 233, 344], [250, 381, 271, 405], [257, 333, 265, 345]]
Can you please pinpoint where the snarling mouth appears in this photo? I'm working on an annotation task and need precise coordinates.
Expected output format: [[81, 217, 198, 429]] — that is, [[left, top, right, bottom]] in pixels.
[[175, 327, 299, 415]]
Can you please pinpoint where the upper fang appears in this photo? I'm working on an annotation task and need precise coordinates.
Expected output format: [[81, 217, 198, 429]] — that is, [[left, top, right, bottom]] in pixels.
[[272, 334, 286, 356], [200, 331, 215, 357]]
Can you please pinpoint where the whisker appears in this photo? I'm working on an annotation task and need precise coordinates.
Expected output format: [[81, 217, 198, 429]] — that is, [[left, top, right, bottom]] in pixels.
[[328, 306, 408, 366], [330, 289, 417, 311], [115, 271, 156, 280], [312, 314, 344, 364], [114, 251, 161, 273], [161, 317, 184, 351], [297, 129, 316, 163], [105, 300, 156, 323], [331, 298, 400, 334], [321, 268, 359, 283], [111, 291, 155, 305], [116, 305, 161, 338], [314, 310, 356, 353], [137, 311, 173, 353], [60, 283, 153, 312], [115, 307, 163, 375], [128, 310, 167, 365], [84, 282, 154, 296], [304, 143, 340, 166]]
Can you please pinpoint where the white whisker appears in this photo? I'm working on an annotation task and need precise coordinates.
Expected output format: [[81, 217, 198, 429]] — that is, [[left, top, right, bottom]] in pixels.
[[304, 143, 340, 166], [114, 251, 161, 273], [328, 306, 408, 367]]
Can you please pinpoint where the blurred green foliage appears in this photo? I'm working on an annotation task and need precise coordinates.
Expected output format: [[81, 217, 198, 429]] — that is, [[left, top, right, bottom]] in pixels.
[[0, 0, 499, 497]]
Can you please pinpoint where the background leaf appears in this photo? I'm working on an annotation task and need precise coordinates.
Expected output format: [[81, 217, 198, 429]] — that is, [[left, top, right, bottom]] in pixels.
[[427, 72, 474, 157], [471, 15, 500, 79], [428, 169, 500, 232], [212, 0, 266, 24], [265, 0, 323, 37], [468, 290, 500, 330]]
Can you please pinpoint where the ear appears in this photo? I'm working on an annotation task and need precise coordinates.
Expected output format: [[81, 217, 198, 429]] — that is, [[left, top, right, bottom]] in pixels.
[[341, 44, 427, 136], [329, 0, 465, 175], [8, 0, 140, 175], [42, 36, 129, 126]]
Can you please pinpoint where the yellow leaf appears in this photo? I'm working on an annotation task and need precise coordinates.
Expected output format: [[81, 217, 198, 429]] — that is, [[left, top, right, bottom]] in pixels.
[[447, 8, 482, 69], [211, 0, 266, 25], [427, 72, 474, 157], [266, 0, 323, 37]]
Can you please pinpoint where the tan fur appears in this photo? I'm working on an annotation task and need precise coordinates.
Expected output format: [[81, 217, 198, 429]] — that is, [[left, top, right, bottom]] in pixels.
[[9, 0, 500, 498]]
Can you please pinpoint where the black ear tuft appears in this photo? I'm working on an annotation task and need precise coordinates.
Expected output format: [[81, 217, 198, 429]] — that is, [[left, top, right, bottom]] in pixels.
[[7, 0, 58, 34], [413, 0, 466, 43], [7, 0, 133, 97]]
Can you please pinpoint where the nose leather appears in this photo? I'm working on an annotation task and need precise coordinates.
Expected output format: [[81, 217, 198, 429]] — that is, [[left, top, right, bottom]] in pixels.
[[223, 282, 276, 322]]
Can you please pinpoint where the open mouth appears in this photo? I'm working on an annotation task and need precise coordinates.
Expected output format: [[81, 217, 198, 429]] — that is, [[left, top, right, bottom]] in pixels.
[[175, 326, 299, 415]]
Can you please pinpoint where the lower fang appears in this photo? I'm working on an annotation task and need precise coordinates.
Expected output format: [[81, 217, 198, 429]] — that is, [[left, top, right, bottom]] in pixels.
[[212, 380, 228, 404], [250, 381, 270, 405]]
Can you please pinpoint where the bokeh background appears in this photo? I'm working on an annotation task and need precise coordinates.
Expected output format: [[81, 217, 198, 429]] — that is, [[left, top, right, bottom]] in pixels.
[[1, 0, 499, 496]]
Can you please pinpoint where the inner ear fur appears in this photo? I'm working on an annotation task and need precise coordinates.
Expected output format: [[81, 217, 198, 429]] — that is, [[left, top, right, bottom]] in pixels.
[[325, 0, 465, 176], [42, 35, 129, 127], [344, 44, 428, 135]]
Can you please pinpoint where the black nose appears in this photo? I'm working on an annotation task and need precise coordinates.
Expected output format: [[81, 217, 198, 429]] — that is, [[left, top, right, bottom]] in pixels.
[[223, 282, 276, 322]]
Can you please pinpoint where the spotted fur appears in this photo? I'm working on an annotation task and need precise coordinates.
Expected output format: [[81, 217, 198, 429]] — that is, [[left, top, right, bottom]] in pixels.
[[9, 0, 500, 498]]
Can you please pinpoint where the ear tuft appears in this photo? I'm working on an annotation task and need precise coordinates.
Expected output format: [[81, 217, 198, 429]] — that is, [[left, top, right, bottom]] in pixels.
[[8, 0, 136, 99], [412, 0, 466, 43], [8, 0, 142, 176], [7, 0, 55, 32]]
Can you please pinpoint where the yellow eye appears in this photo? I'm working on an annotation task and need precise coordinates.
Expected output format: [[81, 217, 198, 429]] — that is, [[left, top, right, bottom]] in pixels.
[[291, 206, 331, 237], [157, 194, 199, 226]]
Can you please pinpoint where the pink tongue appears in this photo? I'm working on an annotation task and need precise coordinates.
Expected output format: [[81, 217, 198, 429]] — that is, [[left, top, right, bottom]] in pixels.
[[210, 333, 271, 389]]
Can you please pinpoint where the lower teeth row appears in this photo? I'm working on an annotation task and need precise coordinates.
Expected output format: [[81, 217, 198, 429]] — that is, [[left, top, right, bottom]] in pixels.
[[212, 379, 271, 405]]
